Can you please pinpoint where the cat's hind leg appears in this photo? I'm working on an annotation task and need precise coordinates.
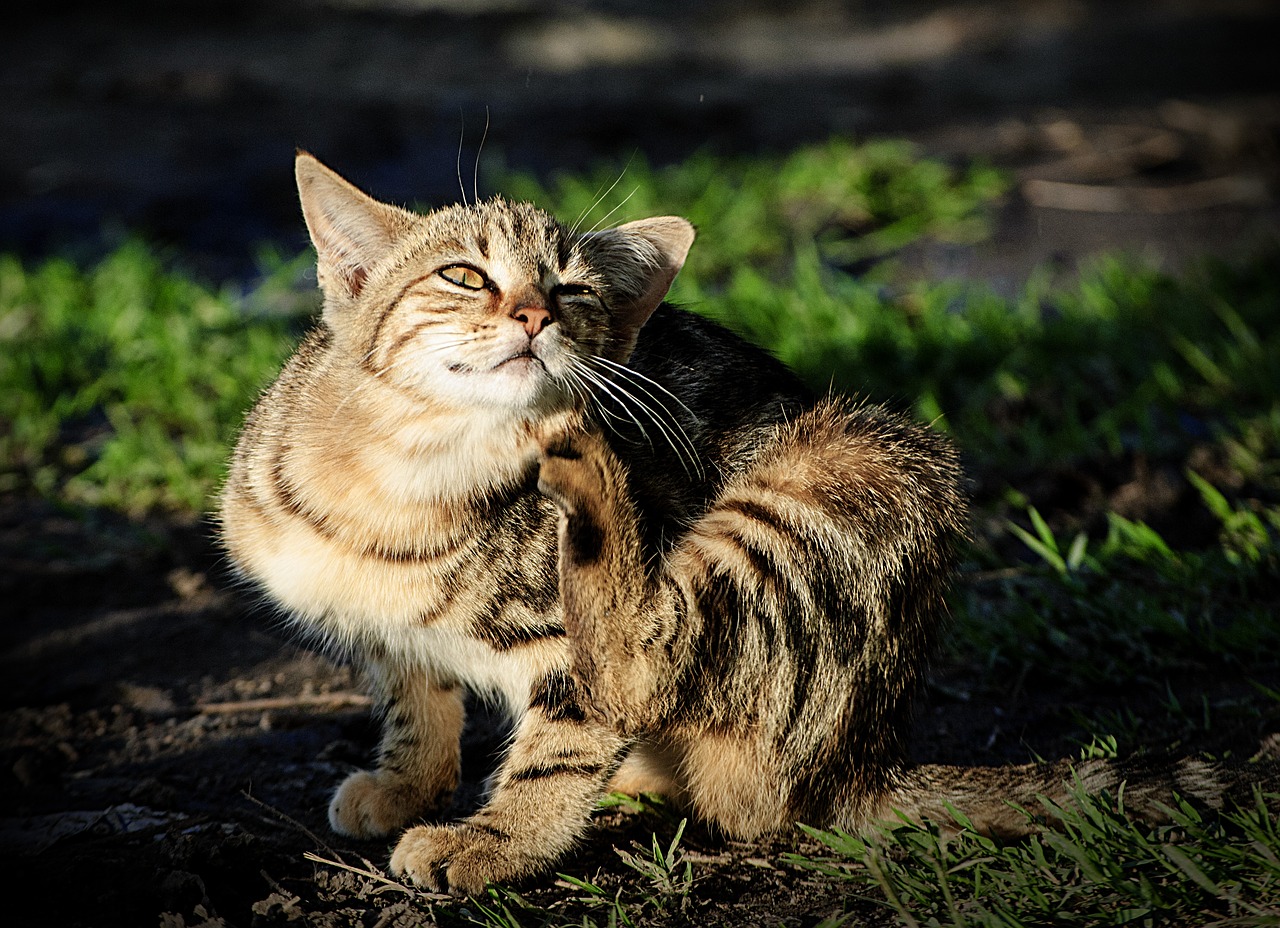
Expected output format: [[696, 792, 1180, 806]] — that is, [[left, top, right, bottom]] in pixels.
[[535, 425, 674, 731], [539, 399, 967, 843], [329, 661, 464, 838], [677, 731, 792, 839], [607, 739, 686, 802]]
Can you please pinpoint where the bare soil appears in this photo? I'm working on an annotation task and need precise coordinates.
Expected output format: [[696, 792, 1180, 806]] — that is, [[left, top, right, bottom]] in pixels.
[[3, 461, 1273, 927], [3, 2, 1279, 925]]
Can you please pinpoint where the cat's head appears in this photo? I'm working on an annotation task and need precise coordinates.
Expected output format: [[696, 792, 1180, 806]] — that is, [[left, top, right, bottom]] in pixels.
[[295, 152, 694, 415]]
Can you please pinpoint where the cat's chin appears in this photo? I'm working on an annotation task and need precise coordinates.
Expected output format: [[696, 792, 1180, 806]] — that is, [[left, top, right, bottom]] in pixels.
[[415, 363, 571, 417]]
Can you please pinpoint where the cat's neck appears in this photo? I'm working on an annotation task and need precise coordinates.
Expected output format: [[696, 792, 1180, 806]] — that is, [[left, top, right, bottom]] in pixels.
[[296, 352, 559, 509]]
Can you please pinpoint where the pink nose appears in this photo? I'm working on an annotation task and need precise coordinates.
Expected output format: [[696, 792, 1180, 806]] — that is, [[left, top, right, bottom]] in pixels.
[[512, 304, 552, 337]]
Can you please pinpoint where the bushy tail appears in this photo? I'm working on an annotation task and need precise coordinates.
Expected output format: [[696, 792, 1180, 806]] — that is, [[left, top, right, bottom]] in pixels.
[[880, 753, 1280, 838]]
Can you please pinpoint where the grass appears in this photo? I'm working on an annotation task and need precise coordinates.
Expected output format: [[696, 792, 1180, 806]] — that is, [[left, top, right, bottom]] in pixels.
[[495, 139, 1005, 289], [291, 814, 697, 928], [949, 496, 1280, 702], [694, 250, 1280, 481], [790, 784, 1280, 927], [0, 242, 302, 513], [472, 818, 695, 928], [5, 136, 1279, 925]]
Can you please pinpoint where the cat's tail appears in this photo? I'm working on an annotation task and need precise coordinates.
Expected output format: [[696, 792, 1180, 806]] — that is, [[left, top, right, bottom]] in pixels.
[[876, 747, 1279, 838]]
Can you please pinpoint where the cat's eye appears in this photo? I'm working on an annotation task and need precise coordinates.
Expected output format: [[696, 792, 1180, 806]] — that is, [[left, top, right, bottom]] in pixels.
[[438, 265, 487, 290], [554, 283, 597, 300]]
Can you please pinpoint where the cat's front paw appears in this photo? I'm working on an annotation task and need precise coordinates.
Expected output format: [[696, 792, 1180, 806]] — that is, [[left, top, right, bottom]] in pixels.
[[390, 822, 542, 896], [328, 769, 452, 839]]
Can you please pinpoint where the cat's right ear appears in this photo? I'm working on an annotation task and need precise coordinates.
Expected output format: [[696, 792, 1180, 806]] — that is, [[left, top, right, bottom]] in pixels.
[[295, 152, 414, 302]]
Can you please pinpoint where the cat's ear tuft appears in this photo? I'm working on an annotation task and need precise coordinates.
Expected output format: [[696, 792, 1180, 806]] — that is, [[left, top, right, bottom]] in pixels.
[[602, 216, 695, 330], [295, 153, 414, 301]]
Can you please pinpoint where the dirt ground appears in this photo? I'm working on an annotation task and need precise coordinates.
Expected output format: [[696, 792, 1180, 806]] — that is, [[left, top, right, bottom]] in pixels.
[[3, 2, 1279, 926]]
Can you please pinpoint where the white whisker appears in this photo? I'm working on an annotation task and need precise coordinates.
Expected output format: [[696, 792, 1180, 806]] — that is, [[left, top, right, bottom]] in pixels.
[[363, 330, 477, 366], [569, 152, 636, 237], [585, 186, 639, 236], [561, 364, 630, 432], [584, 356, 703, 476], [588, 355, 699, 421], [557, 365, 601, 414], [418, 336, 482, 355], [473, 106, 490, 205], [571, 362, 657, 452], [456, 110, 468, 206], [572, 356, 702, 478]]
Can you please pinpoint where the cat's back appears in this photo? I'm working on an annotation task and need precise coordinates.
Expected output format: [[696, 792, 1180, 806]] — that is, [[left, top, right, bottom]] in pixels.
[[630, 305, 811, 433], [600, 305, 812, 532]]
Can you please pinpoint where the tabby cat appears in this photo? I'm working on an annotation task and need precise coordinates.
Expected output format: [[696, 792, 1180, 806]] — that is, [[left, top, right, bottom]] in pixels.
[[220, 154, 1261, 895]]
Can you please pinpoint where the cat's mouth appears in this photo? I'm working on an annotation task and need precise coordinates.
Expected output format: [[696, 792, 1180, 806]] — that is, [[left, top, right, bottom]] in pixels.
[[496, 349, 546, 371], [442, 349, 549, 379]]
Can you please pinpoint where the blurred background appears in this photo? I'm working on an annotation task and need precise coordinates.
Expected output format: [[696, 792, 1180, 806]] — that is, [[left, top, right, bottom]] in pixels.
[[5, 0, 1279, 283]]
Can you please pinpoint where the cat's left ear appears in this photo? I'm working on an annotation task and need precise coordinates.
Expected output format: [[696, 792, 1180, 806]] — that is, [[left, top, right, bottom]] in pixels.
[[600, 217, 695, 329]]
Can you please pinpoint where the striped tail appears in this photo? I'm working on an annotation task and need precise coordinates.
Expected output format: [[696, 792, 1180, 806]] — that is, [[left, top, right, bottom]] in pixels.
[[879, 755, 1280, 838]]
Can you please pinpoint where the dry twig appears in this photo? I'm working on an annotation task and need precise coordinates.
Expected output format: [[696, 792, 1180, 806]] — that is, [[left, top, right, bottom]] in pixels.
[[198, 692, 372, 714]]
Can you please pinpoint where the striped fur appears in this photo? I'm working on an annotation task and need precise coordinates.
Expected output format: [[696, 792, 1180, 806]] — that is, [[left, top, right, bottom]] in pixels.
[[536, 398, 966, 839], [219, 155, 1270, 899], [889, 754, 1280, 839]]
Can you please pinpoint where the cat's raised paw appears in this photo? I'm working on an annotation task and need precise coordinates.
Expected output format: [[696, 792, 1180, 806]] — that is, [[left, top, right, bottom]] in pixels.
[[329, 769, 451, 839], [536, 428, 613, 513], [390, 822, 533, 897]]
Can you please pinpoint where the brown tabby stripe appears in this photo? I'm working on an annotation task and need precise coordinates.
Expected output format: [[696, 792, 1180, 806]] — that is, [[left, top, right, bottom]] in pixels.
[[721, 498, 865, 664], [465, 821, 510, 841], [717, 497, 785, 530], [382, 320, 440, 368], [507, 762, 606, 784], [717, 502, 817, 576], [379, 745, 425, 776], [528, 671, 588, 722], [230, 482, 273, 525], [562, 512, 605, 566], [783, 632, 822, 733], [717, 533, 789, 660], [415, 560, 475, 624], [714, 505, 816, 645], [266, 443, 472, 564], [268, 445, 339, 540], [363, 273, 434, 371], [666, 569, 750, 722], [474, 473, 546, 518], [474, 620, 566, 651], [466, 547, 559, 638], [356, 531, 471, 563]]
